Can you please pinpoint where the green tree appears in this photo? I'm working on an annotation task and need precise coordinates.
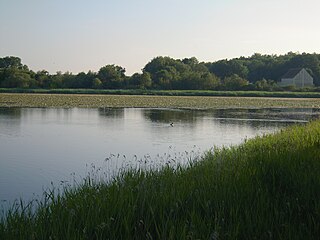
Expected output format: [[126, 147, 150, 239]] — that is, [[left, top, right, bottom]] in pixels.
[[254, 79, 276, 91], [155, 67, 180, 89], [129, 72, 152, 89], [200, 72, 221, 89], [59, 72, 76, 88], [207, 59, 248, 79], [223, 74, 249, 90], [50, 72, 64, 88], [181, 57, 199, 66], [0, 68, 33, 88], [92, 78, 102, 89], [35, 70, 51, 88], [98, 65, 126, 89], [72, 71, 96, 88], [143, 56, 189, 89], [0, 56, 34, 88], [179, 72, 220, 90], [0, 56, 26, 69]]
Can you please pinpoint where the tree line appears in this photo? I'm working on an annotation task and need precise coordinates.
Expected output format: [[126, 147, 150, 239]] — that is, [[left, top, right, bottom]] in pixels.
[[1, 52, 320, 91]]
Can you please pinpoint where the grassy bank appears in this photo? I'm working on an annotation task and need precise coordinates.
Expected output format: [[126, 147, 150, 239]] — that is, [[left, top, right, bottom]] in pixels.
[[1, 121, 320, 239], [1, 93, 320, 109], [1, 88, 320, 98]]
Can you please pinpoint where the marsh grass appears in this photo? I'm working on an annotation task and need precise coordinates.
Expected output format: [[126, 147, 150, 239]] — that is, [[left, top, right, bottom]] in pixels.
[[1, 121, 320, 239], [2, 88, 320, 98]]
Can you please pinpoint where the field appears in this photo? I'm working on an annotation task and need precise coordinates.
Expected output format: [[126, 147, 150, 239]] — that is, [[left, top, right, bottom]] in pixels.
[[1, 120, 320, 239], [1, 93, 320, 109]]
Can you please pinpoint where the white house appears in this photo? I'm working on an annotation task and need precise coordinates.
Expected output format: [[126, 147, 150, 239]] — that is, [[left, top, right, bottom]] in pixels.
[[279, 68, 314, 87]]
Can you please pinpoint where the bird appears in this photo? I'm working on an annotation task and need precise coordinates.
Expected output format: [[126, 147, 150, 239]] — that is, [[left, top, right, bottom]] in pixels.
[[170, 122, 174, 127]]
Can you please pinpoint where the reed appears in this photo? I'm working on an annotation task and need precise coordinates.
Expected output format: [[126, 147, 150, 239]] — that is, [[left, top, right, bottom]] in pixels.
[[2, 88, 320, 98]]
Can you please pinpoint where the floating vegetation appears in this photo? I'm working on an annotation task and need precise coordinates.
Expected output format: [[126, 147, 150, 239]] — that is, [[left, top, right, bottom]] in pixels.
[[1, 93, 320, 109]]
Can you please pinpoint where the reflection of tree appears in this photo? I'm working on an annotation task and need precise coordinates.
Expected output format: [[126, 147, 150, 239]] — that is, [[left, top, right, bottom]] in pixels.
[[143, 109, 203, 124], [0, 107, 22, 119], [270, 108, 318, 121], [217, 118, 292, 129], [211, 108, 320, 129], [212, 109, 266, 120], [96, 107, 320, 130], [212, 108, 319, 122], [142, 107, 320, 126], [0, 107, 22, 136], [98, 108, 124, 118]]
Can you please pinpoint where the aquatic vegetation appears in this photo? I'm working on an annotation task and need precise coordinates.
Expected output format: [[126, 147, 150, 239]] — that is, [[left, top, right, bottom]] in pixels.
[[1, 120, 320, 239], [1, 93, 320, 109]]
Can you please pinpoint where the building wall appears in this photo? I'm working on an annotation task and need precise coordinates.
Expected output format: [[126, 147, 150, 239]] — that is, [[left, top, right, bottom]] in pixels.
[[280, 69, 314, 87], [279, 78, 294, 86], [293, 69, 313, 87]]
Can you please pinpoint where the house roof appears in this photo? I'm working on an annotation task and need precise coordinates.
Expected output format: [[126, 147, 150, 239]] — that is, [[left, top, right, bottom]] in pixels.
[[281, 68, 304, 79]]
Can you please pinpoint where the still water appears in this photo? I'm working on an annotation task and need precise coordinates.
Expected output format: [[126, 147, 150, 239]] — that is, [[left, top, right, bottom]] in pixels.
[[0, 107, 319, 205]]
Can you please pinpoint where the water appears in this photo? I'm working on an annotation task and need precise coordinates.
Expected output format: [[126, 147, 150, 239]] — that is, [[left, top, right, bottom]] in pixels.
[[0, 107, 319, 206]]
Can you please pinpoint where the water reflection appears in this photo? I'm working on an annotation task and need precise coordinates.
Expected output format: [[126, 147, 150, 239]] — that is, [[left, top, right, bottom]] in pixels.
[[143, 109, 199, 124], [0, 107, 22, 118], [211, 108, 320, 122], [98, 108, 124, 118], [0, 107, 22, 137], [0, 107, 319, 206]]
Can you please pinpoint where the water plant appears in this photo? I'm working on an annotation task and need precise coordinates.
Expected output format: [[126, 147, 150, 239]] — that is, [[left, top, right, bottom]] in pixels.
[[1, 120, 320, 239], [1, 93, 320, 109]]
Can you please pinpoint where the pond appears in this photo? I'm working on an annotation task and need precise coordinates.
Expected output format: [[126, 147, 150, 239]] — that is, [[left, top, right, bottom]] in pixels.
[[1, 107, 319, 207]]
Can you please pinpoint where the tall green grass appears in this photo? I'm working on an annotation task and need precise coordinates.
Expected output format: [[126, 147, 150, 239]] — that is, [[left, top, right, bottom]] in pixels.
[[1, 121, 320, 239], [2, 88, 320, 98]]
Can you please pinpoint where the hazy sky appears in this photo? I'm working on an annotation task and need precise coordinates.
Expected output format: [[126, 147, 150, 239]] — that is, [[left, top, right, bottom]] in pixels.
[[1, 0, 319, 75]]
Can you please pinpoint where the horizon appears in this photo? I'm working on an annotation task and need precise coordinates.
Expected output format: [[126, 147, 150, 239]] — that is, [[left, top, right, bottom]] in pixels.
[[1, 0, 320, 75]]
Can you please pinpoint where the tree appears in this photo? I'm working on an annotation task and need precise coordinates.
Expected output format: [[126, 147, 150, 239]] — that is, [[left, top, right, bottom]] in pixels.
[[143, 56, 190, 89], [182, 57, 199, 66], [92, 78, 102, 89], [35, 70, 51, 88], [143, 56, 178, 75], [98, 65, 126, 89], [60, 72, 76, 88], [139, 72, 152, 89], [154, 66, 180, 89], [223, 74, 249, 90], [254, 79, 276, 91], [72, 71, 96, 88], [0, 68, 33, 88], [179, 72, 220, 90], [0, 53, 319, 90], [50, 72, 64, 88], [0, 56, 26, 69], [129, 72, 152, 89], [0, 56, 34, 88], [207, 59, 248, 79], [200, 72, 221, 89]]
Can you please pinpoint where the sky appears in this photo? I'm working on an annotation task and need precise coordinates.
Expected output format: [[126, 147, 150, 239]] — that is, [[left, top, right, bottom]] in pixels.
[[0, 0, 320, 75]]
